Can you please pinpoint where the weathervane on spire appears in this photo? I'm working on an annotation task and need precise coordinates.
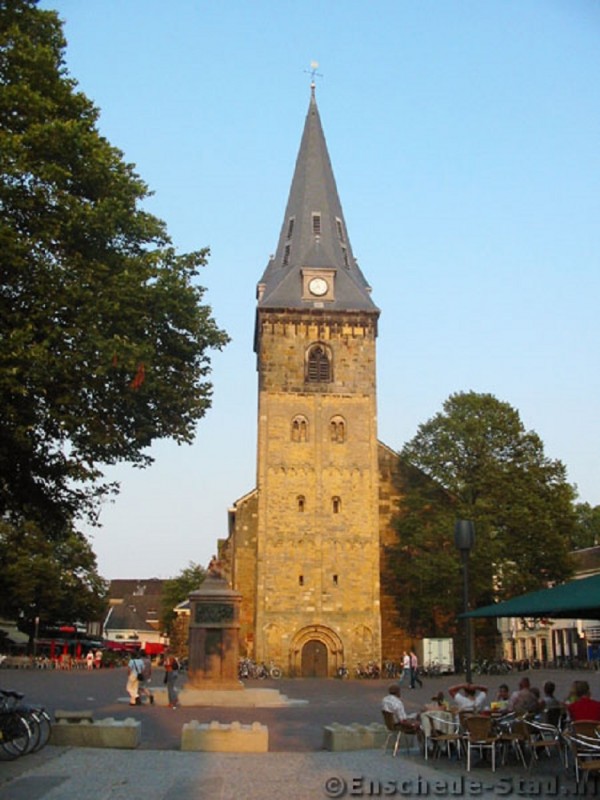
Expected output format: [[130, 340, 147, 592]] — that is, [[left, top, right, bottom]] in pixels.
[[304, 60, 323, 96]]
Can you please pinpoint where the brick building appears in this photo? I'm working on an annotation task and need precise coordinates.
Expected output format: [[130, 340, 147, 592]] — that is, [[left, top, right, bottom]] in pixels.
[[219, 86, 407, 676]]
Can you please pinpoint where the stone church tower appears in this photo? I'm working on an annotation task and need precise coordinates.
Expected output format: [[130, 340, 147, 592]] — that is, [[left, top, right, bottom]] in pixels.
[[221, 86, 404, 676]]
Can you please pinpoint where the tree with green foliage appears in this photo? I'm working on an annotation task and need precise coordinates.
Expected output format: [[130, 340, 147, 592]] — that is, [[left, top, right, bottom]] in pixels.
[[0, 519, 108, 640], [570, 503, 600, 550], [0, 0, 229, 533], [160, 562, 206, 654], [388, 391, 576, 639]]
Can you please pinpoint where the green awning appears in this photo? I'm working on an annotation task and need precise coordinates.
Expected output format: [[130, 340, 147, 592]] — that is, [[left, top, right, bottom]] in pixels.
[[461, 573, 600, 620]]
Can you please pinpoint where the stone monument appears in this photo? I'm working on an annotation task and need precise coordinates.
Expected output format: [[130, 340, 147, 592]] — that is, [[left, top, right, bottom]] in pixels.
[[187, 559, 242, 691]]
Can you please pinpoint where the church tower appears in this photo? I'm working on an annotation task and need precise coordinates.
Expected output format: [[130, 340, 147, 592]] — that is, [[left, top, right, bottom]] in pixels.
[[248, 85, 382, 676]]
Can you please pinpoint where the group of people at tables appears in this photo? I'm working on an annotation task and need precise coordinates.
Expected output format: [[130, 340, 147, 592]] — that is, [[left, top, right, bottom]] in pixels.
[[381, 676, 600, 747]]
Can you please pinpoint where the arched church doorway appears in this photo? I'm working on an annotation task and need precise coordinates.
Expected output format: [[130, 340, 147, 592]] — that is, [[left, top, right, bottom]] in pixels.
[[301, 639, 328, 677]]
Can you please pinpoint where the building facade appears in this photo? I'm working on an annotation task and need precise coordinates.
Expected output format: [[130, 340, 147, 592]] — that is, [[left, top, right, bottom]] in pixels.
[[220, 87, 406, 676]]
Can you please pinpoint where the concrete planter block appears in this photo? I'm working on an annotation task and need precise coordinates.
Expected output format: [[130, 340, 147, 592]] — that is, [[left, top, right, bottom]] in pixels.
[[323, 722, 387, 751], [50, 717, 141, 749], [181, 719, 268, 752]]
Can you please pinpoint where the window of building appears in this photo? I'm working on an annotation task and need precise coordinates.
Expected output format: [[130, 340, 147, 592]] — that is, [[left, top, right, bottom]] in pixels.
[[306, 344, 332, 383], [330, 416, 346, 443], [297, 495, 306, 513], [332, 496, 341, 514], [299, 575, 304, 586], [335, 217, 344, 242], [312, 213, 321, 236], [333, 574, 339, 586], [282, 243, 291, 267], [287, 217, 295, 240], [291, 416, 308, 442]]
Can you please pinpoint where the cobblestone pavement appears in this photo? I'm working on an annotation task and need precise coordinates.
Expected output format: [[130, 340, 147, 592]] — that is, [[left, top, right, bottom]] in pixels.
[[0, 667, 598, 798]]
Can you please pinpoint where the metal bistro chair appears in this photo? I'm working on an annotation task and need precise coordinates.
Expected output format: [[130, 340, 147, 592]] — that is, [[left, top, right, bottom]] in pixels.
[[381, 711, 421, 756], [563, 730, 600, 787], [524, 717, 567, 770], [463, 714, 500, 772], [495, 714, 528, 768], [424, 712, 462, 761]]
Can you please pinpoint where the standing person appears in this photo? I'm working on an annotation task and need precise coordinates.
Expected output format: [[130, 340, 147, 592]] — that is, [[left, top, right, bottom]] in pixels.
[[163, 651, 180, 709], [126, 650, 145, 706], [94, 649, 102, 670], [85, 650, 94, 671], [398, 651, 411, 686], [410, 650, 423, 689], [138, 651, 154, 705]]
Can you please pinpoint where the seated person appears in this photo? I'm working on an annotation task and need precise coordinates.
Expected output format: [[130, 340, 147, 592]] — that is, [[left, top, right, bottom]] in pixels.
[[448, 682, 488, 713], [382, 685, 420, 729], [566, 681, 600, 722], [490, 683, 510, 713], [542, 680, 565, 724], [424, 691, 450, 712], [508, 677, 541, 715]]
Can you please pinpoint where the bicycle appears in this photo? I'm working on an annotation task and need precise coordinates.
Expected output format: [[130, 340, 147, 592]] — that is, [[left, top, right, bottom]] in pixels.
[[0, 689, 51, 759], [0, 691, 33, 760]]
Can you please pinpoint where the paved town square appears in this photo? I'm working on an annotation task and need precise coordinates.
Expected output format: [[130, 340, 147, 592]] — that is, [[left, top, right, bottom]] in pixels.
[[1, 666, 599, 798]]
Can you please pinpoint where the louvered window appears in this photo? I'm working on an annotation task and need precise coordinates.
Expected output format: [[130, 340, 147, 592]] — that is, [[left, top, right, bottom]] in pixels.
[[287, 217, 295, 240], [336, 218, 344, 242], [282, 244, 291, 266], [307, 345, 331, 382], [312, 213, 321, 236]]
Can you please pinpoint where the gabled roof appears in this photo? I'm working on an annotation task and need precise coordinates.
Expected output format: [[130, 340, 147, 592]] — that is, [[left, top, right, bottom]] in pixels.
[[108, 578, 165, 600], [257, 87, 379, 317]]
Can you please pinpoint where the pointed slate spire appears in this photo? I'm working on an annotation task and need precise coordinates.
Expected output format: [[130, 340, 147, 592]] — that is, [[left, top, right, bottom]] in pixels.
[[257, 87, 378, 314]]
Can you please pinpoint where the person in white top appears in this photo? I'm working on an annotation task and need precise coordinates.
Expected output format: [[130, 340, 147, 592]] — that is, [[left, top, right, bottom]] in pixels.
[[382, 684, 408, 723], [448, 682, 488, 712]]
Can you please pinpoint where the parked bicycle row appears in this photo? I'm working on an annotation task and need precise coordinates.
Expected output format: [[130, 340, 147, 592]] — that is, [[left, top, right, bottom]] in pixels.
[[238, 658, 282, 680], [0, 689, 52, 760]]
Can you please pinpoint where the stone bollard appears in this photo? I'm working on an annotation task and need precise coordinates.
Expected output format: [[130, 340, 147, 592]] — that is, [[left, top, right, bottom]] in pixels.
[[50, 716, 141, 749], [181, 720, 268, 752], [322, 722, 388, 751]]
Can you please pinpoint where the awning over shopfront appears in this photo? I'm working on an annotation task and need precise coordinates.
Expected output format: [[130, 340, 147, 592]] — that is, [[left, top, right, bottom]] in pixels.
[[461, 574, 600, 620]]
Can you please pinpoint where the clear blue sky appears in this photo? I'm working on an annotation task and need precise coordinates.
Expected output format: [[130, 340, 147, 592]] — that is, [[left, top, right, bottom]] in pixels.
[[40, 0, 600, 580]]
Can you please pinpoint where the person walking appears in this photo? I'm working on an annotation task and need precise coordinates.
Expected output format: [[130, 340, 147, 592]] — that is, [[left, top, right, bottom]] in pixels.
[[138, 650, 154, 705], [398, 651, 411, 686], [163, 651, 180, 709], [126, 650, 145, 706], [410, 650, 423, 689]]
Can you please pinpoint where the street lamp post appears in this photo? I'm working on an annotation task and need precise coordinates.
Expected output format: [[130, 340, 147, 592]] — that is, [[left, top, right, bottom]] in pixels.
[[454, 520, 475, 683]]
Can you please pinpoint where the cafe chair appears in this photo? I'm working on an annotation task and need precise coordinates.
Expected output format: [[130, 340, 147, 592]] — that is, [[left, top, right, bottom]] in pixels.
[[381, 711, 421, 756], [463, 714, 499, 772], [496, 715, 528, 768], [425, 713, 462, 761], [563, 731, 600, 786], [524, 717, 567, 770]]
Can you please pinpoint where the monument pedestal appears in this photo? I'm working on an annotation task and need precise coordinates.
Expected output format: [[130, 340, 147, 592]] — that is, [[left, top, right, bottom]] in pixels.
[[187, 574, 242, 689], [181, 572, 300, 707]]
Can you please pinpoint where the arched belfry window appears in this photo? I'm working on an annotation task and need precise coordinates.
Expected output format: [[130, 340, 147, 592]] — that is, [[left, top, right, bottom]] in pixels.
[[332, 496, 342, 514], [330, 416, 346, 443], [291, 415, 308, 442], [306, 343, 332, 383]]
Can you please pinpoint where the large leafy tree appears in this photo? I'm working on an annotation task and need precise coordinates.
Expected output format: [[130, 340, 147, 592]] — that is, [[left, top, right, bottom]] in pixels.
[[388, 392, 576, 638], [0, 519, 108, 637], [0, 0, 229, 532]]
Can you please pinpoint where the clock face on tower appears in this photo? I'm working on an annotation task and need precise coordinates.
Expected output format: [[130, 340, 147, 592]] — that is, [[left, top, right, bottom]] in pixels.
[[308, 277, 328, 296]]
